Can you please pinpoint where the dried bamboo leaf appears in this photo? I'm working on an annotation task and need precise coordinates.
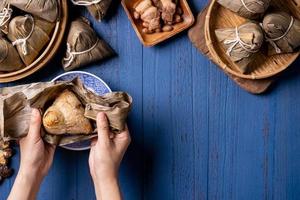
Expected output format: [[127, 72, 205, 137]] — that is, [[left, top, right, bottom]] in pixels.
[[262, 11, 300, 55], [0, 78, 132, 146]]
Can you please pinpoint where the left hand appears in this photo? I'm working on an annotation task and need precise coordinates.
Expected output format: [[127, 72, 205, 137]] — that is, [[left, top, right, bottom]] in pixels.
[[8, 109, 56, 200], [19, 108, 56, 181]]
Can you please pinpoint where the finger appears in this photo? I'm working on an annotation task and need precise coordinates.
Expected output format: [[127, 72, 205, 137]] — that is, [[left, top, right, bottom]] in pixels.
[[96, 112, 110, 144], [90, 138, 97, 147], [115, 125, 131, 150], [28, 108, 42, 140]]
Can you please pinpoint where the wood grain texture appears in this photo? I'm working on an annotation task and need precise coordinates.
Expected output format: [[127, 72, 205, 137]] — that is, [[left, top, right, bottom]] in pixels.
[[188, 6, 273, 94], [0, 0, 68, 83], [0, 1, 300, 200], [205, 0, 300, 80]]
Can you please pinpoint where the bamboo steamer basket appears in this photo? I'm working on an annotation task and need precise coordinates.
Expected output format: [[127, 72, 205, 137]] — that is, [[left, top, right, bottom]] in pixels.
[[204, 0, 300, 80], [0, 0, 68, 83]]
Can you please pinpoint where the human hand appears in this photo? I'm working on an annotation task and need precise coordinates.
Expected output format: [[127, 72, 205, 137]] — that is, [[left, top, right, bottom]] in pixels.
[[19, 108, 56, 182], [89, 112, 131, 200], [8, 109, 56, 200]]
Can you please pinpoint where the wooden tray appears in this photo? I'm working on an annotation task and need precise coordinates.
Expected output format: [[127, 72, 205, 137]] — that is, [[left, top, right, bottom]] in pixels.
[[189, 3, 274, 94], [204, 0, 300, 80], [121, 0, 195, 46], [0, 0, 68, 83]]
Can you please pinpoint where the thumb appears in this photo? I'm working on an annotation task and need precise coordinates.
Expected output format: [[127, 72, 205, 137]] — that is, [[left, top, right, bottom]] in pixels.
[[96, 112, 110, 144], [27, 108, 42, 140]]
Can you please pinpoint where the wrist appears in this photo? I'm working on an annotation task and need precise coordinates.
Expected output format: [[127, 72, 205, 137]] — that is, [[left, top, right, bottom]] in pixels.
[[8, 168, 43, 200], [18, 167, 43, 186], [92, 170, 118, 186]]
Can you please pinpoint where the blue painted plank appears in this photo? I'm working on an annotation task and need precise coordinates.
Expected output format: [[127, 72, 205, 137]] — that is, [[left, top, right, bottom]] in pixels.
[[1, 0, 300, 200]]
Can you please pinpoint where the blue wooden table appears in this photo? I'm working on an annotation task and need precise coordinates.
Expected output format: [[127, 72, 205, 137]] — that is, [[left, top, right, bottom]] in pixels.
[[1, 1, 300, 199]]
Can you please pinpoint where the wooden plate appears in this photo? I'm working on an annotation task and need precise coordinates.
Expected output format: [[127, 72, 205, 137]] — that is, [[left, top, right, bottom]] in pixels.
[[204, 0, 300, 80], [0, 0, 68, 83], [122, 0, 195, 47]]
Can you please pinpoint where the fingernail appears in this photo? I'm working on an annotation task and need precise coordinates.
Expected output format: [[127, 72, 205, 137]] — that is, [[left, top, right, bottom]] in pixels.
[[97, 112, 105, 120], [32, 108, 39, 116]]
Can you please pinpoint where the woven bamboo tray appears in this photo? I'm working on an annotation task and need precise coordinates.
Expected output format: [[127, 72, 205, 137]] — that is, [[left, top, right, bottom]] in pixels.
[[0, 0, 68, 83], [204, 0, 300, 80]]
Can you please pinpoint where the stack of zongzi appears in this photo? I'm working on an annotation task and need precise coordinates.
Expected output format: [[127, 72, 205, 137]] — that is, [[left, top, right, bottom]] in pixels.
[[215, 0, 300, 74], [0, 0, 58, 73]]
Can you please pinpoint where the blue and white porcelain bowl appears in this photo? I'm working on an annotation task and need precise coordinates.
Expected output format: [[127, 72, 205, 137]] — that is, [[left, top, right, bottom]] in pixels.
[[51, 71, 112, 151]]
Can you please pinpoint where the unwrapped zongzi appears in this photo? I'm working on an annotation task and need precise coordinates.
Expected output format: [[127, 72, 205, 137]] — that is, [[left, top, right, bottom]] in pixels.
[[71, 0, 112, 21], [215, 22, 264, 74], [262, 11, 300, 55], [0, 1, 12, 34], [8, 0, 58, 22], [0, 78, 132, 146], [62, 17, 115, 71], [0, 37, 24, 72], [43, 89, 93, 135], [217, 0, 271, 19], [7, 15, 55, 66]]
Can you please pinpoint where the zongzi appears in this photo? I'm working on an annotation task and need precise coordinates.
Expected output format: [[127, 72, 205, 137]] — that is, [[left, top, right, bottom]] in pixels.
[[70, 0, 112, 21], [43, 89, 93, 135], [217, 0, 271, 19], [0, 78, 132, 146], [215, 22, 264, 74], [0, 1, 12, 34], [0, 37, 24, 72], [8, 0, 58, 22], [7, 15, 55, 66], [262, 11, 300, 55], [62, 17, 115, 71]]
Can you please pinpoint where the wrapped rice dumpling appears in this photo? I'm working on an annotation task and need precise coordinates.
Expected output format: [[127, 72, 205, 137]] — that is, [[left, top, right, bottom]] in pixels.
[[215, 22, 264, 74], [0, 78, 132, 146], [262, 11, 300, 55], [8, 0, 58, 22], [62, 17, 115, 71], [0, 37, 24, 72], [217, 0, 271, 19], [0, 1, 12, 34], [71, 0, 112, 21], [43, 90, 93, 135], [7, 15, 55, 66]]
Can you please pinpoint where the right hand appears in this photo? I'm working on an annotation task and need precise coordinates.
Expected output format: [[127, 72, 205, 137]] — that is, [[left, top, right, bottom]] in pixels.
[[89, 112, 131, 184]]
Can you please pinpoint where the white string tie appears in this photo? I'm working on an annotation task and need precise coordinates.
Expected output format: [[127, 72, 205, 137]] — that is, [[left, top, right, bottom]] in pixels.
[[224, 27, 259, 56], [12, 15, 35, 56], [71, 0, 103, 6], [63, 39, 99, 68], [265, 16, 294, 54], [240, 0, 264, 14], [0, 4, 12, 27]]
